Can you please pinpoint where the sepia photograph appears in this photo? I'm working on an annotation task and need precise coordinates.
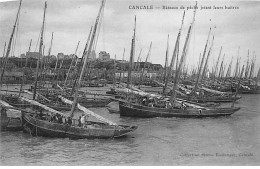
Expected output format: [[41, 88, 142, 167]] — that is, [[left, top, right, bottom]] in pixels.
[[0, 0, 259, 166]]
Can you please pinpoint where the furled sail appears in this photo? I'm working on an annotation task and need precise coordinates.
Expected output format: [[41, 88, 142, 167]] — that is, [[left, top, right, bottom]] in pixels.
[[19, 97, 67, 117], [200, 86, 227, 95], [114, 87, 159, 98], [23, 90, 51, 102], [58, 96, 117, 126], [153, 80, 188, 96], [114, 86, 207, 109]]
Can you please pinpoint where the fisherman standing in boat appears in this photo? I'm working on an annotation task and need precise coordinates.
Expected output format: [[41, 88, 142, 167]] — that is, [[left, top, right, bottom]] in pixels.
[[78, 115, 82, 127], [148, 99, 154, 107], [81, 114, 90, 128], [165, 102, 172, 109], [67, 117, 72, 126], [181, 102, 187, 110], [231, 83, 236, 93]]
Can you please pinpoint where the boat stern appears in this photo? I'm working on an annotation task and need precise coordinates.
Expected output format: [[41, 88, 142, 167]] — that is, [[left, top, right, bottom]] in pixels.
[[114, 125, 138, 138]]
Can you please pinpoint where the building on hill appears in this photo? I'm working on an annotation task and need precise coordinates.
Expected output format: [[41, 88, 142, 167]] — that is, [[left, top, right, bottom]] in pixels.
[[26, 52, 40, 59], [99, 51, 110, 60], [0, 71, 24, 83], [57, 53, 64, 59], [20, 53, 26, 58]]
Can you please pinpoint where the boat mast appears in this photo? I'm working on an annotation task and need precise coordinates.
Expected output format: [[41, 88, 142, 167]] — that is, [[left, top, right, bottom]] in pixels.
[[134, 49, 142, 71], [255, 67, 260, 87], [18, 39, 32, 97], [69, 0, 105, 117], [46, 32, 53, 73], [64, 41, 80, 87], [42, 33, 53, 88], [113, 54, 116, 87], [225, 56, 233, 79], [217, 55, 225, 80], [127, 16, 136, 88], [1, 42, 6, 66], [56, 54, 66, 84], [191, 27, 211, 95], [221, 63, 227, 80], [244, 50, 250, 78], [163, 11, 185, 94], [233, 47, 240, 79], [120, 48, 125, 83], [139, 42, 152, 89], [232, 65, 244, 108], [26, 39, 32, 68], [0, 0, 22, 86], [71, 27, 92, 95], [213, 46, 222, 81], [33, 1, 47, 100], [163, 34, 169, 84], [48, 32, 54, 61], [248, 54, 256, 80], [54, 57, 59, 79], [170, 3, 197, 106], [201, 35, 214, 83]]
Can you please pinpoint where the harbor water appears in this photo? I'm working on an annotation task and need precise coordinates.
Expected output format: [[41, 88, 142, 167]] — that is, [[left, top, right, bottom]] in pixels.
[[0, 94, 259, 165]]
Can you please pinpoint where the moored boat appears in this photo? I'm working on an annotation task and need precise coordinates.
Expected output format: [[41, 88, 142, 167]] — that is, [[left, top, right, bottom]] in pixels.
[[119, 100, 240, 118], [22, 111, 137, 139], [19, 96, 137, 139]]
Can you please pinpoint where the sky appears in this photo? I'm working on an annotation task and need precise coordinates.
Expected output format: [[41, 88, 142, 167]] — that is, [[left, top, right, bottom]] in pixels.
[[0, 0, 260, 76]]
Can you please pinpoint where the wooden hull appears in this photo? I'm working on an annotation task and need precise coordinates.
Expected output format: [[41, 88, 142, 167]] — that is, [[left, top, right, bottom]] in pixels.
[[119, 101, 240, 118], [22, 112, 137, 139]]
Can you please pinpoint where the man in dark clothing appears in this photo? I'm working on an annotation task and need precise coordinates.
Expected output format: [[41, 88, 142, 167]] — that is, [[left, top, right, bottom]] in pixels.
[[78, 116, 82, 127], [67, 117, 72, 126], [58, 115, 63, 124], [231, 84, 236, 93], [38, 110, 44, 120]]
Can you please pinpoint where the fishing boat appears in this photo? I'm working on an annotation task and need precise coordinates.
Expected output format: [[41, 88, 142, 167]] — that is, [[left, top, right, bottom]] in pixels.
[[119, 100, 240, 118], [18, 96, 136, 139], [22, 113, 137, 139]]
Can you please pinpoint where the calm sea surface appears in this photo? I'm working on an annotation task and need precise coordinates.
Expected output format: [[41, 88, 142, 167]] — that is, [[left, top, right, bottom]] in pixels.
[[0, 94, 259, 165]]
